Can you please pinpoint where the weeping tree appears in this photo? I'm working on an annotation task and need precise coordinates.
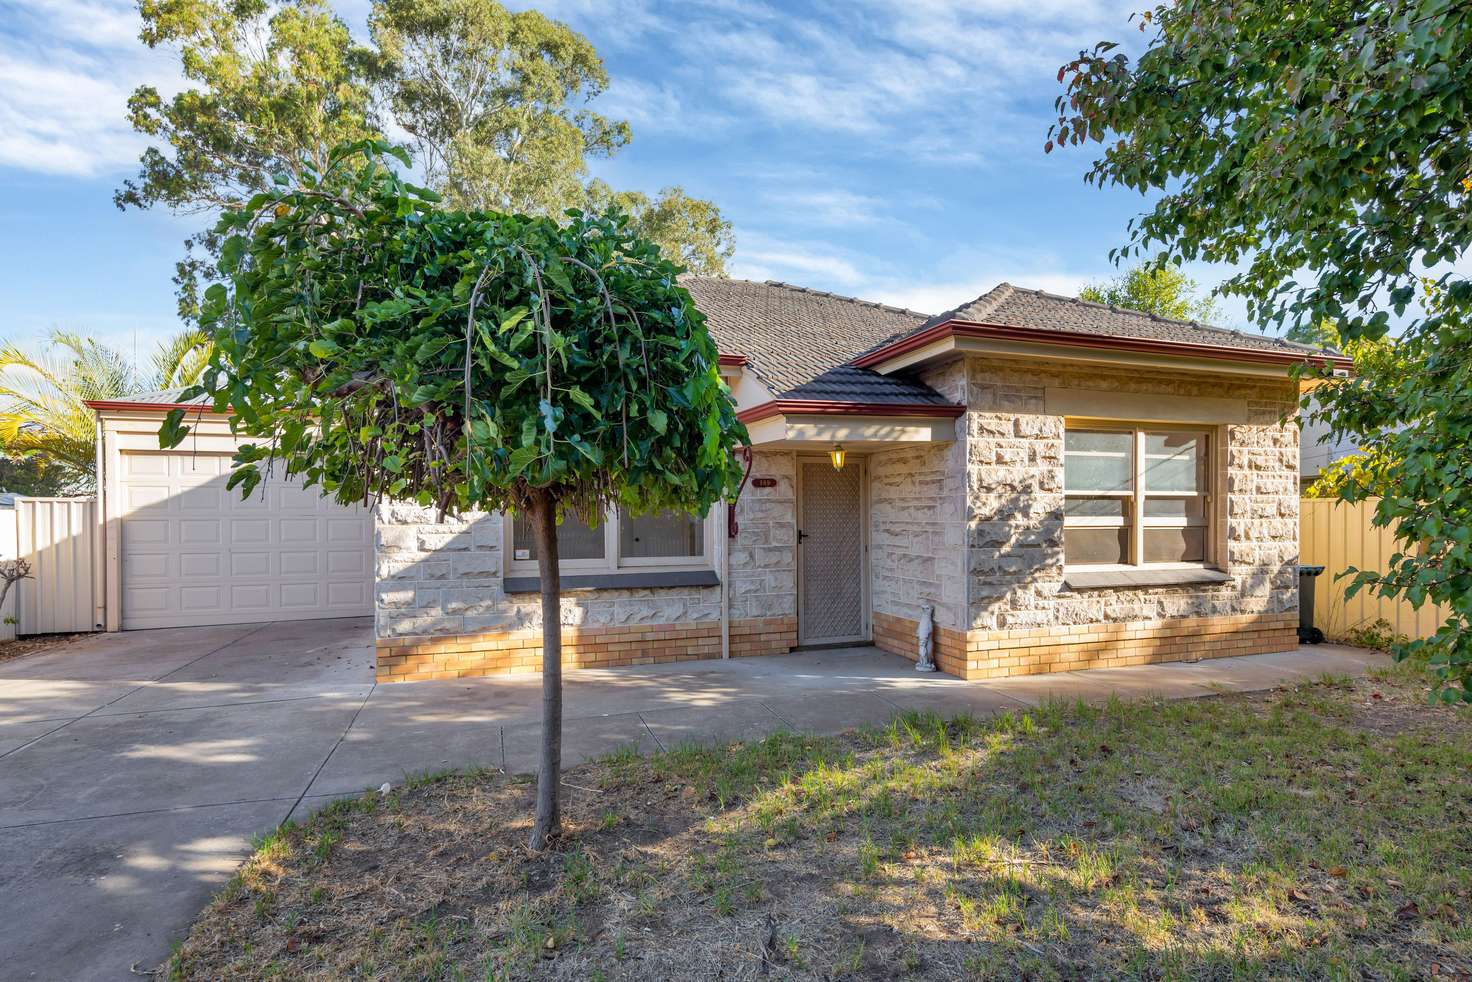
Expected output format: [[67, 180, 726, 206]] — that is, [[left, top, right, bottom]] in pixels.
[[162, 141, 747, 846]]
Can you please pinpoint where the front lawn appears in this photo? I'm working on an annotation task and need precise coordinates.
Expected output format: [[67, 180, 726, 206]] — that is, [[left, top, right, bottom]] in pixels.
[[166, 660, 1472, 979]]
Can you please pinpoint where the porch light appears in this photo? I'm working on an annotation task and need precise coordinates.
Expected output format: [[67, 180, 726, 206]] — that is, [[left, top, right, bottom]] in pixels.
[[829, 443, 846, 470]]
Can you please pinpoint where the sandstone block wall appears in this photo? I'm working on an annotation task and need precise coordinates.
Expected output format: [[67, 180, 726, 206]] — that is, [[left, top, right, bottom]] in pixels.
[[729, 451, 797, 623], [962, 356, 1300, 633], [867, 358, 969, 633], [373, 450, 798, 679]]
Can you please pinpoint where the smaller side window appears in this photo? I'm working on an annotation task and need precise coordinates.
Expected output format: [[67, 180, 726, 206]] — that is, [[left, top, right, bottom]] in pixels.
[[508, 507, 709, 572], [620, 511, 705, 561], [511, 510, 605, 562]]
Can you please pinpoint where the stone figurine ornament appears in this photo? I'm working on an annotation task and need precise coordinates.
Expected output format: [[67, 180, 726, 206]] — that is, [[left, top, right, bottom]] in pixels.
[[915, 603, 937, 673]]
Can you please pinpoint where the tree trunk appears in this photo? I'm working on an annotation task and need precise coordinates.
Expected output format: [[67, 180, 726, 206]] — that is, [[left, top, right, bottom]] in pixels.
[[528, 489, 562, 850]]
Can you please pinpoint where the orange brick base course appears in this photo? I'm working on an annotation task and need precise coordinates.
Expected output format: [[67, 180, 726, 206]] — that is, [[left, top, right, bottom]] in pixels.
[[873, 610, 1298, 681], [376, 616, 798, 682]]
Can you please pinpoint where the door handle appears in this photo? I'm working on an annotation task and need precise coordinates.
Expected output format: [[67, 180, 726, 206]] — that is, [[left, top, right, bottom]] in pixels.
[[797, 529, 807, 544]]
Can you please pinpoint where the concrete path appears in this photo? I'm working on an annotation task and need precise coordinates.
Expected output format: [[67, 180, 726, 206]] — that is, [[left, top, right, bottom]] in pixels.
[[0, 620, 1385, 980]]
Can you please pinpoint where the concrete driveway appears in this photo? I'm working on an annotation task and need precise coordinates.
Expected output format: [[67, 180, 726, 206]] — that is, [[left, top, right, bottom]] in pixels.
[[0, 619, 1385, 980]]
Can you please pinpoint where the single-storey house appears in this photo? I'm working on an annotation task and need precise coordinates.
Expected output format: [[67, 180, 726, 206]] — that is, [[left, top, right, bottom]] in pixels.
[[85, 279, 1348, 681]]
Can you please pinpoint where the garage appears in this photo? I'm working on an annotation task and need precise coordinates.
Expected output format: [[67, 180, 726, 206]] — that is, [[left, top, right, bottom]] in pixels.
[[91, 395, 374, 631]]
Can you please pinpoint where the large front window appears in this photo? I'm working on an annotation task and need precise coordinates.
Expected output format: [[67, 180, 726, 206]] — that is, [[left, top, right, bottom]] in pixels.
[[510, 507, 709, 574], [1063, 426, 1212, 567]]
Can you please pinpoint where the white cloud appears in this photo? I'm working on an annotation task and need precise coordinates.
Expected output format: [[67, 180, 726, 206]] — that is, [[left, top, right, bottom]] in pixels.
[[0, 0, 179, 177], [868, 273, 1083, 316], [761, 188, 893, 228], [726, 233, 1108, 313], [597, 76, 734, 137], [731, 249, 869, 287]]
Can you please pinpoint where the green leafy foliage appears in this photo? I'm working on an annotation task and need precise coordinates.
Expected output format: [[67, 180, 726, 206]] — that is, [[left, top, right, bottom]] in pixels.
[[1055, 0, 1472, 700], [0, 454, 74, 496], [118, 0, 377, 323], [1078, 262, 1219, 322], [369, 0, 628, 216], [119, 0, 734, 324], [586, 181, 735, 277], [164, 140, 747, 527]]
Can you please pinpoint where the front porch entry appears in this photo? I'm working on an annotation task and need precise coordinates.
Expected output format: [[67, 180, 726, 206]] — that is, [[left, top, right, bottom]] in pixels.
[[796, 455, 869, 646]]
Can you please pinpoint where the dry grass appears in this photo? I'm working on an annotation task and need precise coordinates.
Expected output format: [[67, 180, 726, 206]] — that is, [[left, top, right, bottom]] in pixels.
[[0, 632, 83, 665], [165, 658, 1472, 980]]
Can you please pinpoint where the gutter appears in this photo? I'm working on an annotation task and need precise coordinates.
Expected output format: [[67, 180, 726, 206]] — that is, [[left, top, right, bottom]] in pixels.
[[736, 399, 966, 425], [82, 400, 222, 414]]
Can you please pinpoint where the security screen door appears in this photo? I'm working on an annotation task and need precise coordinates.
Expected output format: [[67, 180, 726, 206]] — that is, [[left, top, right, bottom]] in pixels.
[[797, 457, 867, 645]]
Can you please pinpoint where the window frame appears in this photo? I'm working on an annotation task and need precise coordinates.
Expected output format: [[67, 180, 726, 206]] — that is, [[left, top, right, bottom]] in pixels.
[[1063, 422, 1215, 570], [505, 505, 717, 577]]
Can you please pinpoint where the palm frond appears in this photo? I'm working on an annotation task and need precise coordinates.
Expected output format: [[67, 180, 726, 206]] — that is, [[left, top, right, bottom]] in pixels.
[[0, 331, 145, 491], [152, 328, 214, 390]]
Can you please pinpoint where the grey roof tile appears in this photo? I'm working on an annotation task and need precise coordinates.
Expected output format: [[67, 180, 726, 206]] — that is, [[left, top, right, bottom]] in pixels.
[[783, 365, 956, 405], [683, 277, 929, 396]]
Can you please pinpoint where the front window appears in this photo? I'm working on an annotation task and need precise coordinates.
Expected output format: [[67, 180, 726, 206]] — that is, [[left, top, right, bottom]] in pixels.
[[1063, 426, 1211, 567], [510, 507, 709, 573]]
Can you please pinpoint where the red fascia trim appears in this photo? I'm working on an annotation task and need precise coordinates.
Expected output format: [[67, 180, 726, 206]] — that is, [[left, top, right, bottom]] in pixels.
[[718, 353, 749, 367], [83, 400, 225, 414], [849, 320, 1355, 371], [737, 399, 966, 425]]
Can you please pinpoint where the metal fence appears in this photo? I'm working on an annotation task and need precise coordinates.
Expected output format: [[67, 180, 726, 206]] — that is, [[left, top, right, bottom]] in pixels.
[[1299, 497, 1451, 641], [0, 497, 100, 637]]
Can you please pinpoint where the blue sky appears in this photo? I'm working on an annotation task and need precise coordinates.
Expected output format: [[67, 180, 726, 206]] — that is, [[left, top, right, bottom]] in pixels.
[[1, 0, 1232, 366]]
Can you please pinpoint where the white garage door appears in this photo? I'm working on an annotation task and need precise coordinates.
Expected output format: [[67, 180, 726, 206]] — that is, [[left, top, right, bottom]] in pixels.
[[119, 452, 373, 630]]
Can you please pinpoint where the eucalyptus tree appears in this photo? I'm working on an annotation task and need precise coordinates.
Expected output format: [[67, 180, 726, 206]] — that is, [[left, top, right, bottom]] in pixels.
[[118, 0, 376, 321], [1079, 262, 1219, 322], [1053, 0, 1472, 699], [368, 0, 628, 215], [120, 0, 734, 321], [162, 142, 747, 846]]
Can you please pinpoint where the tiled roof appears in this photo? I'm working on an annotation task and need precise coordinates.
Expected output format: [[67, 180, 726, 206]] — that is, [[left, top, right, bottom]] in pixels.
[[871, 282, 1327, 358], [782, 365, 956, 405], [683, 278, 929, 395]]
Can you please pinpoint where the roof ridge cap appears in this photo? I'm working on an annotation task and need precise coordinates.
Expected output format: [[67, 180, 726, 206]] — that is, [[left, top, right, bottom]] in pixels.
[[758, 280, 930, 318], [1011, 282, 1316, 348]]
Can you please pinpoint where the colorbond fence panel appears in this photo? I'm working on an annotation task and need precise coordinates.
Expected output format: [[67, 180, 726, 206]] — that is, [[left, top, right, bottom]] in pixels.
[[1300, 497, 1451, 641]]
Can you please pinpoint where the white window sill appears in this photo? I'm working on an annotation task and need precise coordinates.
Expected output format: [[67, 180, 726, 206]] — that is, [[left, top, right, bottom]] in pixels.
[[1062, 566, 1232, 591], [504, 570, 720, 594]]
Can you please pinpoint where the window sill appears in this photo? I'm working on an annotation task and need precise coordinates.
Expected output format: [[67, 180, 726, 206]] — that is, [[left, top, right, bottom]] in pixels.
[[1062, 567, 1232, 591], [504, 569, 721, 594]]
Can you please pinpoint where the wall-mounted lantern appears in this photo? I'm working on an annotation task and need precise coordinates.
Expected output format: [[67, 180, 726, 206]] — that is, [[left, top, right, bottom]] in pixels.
[[830, 443, 846, 471]]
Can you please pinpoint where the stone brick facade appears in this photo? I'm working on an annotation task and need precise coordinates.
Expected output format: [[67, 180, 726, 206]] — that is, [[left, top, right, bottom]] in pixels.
[[961, 356, 1299, 632], [375, 355, 1301, 683], [867, 356, 1300, 677], [373, 450, 798, 680], [867, 359, 970, 637]]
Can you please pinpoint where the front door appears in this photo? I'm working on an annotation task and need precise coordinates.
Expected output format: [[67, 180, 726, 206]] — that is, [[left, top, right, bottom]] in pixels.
[[797, 456, 867, 646]]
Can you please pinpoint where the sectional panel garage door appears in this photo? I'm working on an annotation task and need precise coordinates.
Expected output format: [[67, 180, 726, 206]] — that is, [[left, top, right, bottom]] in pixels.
[[119, 452, 373, 629]]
